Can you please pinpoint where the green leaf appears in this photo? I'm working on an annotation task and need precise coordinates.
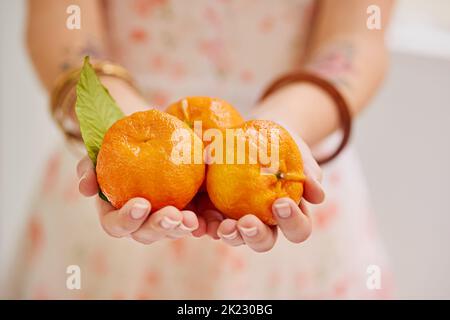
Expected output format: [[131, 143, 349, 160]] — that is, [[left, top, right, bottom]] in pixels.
[[75, 56, 125, 165], [98, 190, 109, 202]]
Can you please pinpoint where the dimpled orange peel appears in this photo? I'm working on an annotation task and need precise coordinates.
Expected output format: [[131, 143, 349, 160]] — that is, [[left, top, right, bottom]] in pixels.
[[165, 96, 244, 136], [96, 109, 205, 211], [166, 96, 245, 193], [206, 120, 305, 225]]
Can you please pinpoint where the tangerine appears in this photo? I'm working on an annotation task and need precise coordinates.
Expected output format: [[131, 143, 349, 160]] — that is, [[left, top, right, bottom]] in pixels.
[[165, 96, 244, 135], [96, 109, 205, 210], [206, 120, 305, 225]]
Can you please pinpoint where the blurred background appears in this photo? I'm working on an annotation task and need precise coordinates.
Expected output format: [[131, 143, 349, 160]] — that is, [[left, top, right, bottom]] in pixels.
[[1, 0, 449, 299]]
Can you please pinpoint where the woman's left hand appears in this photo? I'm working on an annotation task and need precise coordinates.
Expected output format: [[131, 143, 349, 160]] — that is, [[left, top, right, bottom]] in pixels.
[[193, 136, 325, 252]]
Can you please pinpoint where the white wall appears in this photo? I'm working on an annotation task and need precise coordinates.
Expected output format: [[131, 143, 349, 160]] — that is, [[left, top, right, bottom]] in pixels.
[[0, 0, 60, 290], [1, 0, 449, 299], [354, 54, 450, 299]]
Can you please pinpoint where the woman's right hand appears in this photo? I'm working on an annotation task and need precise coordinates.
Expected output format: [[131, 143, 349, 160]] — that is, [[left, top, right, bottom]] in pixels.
[[77, 156, 202, 244]]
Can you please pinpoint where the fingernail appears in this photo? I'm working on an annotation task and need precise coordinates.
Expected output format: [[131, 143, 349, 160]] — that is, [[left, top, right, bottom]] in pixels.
[[238, 226, 258, 237], [178, 223, 197, 232], [300, 200, 311, 215], [130, 202, 148, 220], [313, 176, 324, 189], [314, 178, 326, 198], [160, 216, 181, 230], [219, 229, 238, 240], [274, 202, 291, 219], [79, 172, 88, 184]]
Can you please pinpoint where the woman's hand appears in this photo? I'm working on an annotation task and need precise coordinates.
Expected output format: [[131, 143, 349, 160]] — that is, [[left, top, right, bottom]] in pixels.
[[77, 156, 200, 244], [196, 136, 324, 252]]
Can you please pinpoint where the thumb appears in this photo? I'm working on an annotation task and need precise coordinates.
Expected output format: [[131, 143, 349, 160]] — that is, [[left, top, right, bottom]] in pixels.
[[77, 156, 98, 197]]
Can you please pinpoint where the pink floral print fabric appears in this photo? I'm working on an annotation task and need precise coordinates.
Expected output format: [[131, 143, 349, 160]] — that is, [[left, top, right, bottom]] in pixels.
[[4, 0, 393, 299]]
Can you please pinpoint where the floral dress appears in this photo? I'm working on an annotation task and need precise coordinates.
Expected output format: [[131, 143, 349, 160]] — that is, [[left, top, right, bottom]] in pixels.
[[4, 0, 393, 299]]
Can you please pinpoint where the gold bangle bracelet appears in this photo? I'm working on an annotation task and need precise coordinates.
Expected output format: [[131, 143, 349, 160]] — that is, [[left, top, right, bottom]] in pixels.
[[50, 61, 139, 142]]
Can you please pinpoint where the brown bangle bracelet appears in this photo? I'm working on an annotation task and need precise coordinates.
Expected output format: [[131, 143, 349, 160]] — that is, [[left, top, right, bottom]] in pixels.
[[258, 71, 352, 166]]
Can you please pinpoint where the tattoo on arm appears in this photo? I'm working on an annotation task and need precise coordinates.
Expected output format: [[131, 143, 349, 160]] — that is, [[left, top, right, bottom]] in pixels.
[[305, 41, 355, 89], [59, 38, 107, 71]]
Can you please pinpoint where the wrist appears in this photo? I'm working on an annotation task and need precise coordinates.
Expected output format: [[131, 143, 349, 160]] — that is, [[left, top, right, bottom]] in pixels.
[[99, 76, 148, 115], [252, 83, 340, 146]]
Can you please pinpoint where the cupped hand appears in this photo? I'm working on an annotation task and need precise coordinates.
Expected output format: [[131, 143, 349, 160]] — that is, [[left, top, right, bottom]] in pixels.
[[77, 156, 200, 244], [77, 133, 323, 251], [197, 137, 325, 252]]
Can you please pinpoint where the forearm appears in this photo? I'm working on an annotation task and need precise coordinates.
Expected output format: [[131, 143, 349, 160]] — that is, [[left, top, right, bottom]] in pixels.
[[255, 37, 388, 146], [27, 0, 146, 114], [27, 0, 109, 91]]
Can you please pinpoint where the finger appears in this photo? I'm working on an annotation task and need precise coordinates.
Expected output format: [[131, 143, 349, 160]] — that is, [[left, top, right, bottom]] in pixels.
[[168, 210, 199, 239], [131, 206, 182, 244], [217, 219, 245, 246], [96, 195, 116, 214], [79, 168, 98, 197], [192, 215, 207, 238], [203, 210, 224, 240], [295, 140, 325, 204], [77, 155, 93, 179], [182, 200, 205, 237], [304, 160, 323, 183], [97, 197, 151, 238], [272, 198, 312, 244], [296, 138, 323, 182], [303, 167, 325, 204], [196, 193, 224, 240], [237, 214, 277, 252]]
